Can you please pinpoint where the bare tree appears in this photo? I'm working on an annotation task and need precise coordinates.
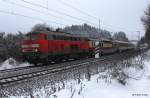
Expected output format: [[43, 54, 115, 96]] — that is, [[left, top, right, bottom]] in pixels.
[[113, 31, 128, 41], [141, 5, 150, 47]]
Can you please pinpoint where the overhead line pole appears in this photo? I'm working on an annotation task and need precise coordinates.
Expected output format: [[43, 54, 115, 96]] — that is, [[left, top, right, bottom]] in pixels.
[[137, 31, 141, 41], [99, 19, 102, 40], [99, 19, 101, 33]]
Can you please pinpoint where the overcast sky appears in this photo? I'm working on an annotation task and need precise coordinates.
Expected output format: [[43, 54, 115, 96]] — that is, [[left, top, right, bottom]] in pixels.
[[0, 0, 149, 40]]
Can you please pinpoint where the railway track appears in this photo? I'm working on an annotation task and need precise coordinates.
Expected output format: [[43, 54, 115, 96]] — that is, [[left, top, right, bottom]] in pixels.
[[0, 55, 115, 76], [0, 59, 80, 73], [0, 50, 139, 86], [0, 66, 35, 73]]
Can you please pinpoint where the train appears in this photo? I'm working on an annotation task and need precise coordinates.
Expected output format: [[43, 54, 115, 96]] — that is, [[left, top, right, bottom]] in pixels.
[[21, 31, 134, 65]]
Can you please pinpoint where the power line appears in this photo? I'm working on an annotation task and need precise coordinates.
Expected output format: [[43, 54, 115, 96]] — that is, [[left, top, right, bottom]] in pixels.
[[56, 0, 140, 34], [3, 0, 80, 24], [0, 10, 67, 26], [56, 0, 99, 20], [99, 19, 101, 33], [20, 0, 98, 26]]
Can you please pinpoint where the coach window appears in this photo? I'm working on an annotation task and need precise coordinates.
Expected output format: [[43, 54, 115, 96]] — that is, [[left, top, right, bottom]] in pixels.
[[73, 37, 76, 41], [59, 36, 62, 40], [81, 38, 84, 41], [53, 35, 57, 40], [55, 35, 58, 40], [56, 35, 58, 40], [70, 37, 72, 41], [72, 37, 75, 41], [61, 36, 63, 40], [101, 43, 103, 47], [61, 36, 64, 40], [68, 37, 71, 40], [79, 38, 82, 41], [60, 36, 62, 40], [79, 38, 81, 41], [64, 36, 66, 40], [99, 43, 101, 47], [65, 36, 68, 40], [65, 36, 67, 40], [56, 35, 59, 40], [46, 34, 52, 40], [68, 37, 70, 40], [75, 37, 77, 41]]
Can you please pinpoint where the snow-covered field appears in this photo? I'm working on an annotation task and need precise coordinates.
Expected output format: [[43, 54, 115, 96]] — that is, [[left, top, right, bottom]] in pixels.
[[0, 58, 31, 70], [2, 51, 150, 98], [48, 60, 150, 98], [32, 53, 150, 98]]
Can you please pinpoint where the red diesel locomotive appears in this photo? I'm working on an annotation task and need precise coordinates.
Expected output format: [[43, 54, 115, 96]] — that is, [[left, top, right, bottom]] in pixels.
[[21, 31, 95, 64]]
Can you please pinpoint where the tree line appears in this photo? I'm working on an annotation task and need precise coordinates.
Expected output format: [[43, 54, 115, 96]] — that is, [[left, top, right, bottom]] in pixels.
[[0, 32, 24, 62], [140, 4, 150, 47], [32, 23, 129, 41]]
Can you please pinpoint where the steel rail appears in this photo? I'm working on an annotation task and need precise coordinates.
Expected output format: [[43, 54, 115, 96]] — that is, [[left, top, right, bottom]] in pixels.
[[0, 54, 120, 85], [0, 50, 139, 86]]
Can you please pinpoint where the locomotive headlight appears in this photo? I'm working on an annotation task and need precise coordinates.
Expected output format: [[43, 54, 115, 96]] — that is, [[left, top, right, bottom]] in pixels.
[[35, 49, 38, 52], [21, 44, 40, 48], [21, 45, 29, 48], [31, 44, 40, 48], [22, 49, 25, 52]]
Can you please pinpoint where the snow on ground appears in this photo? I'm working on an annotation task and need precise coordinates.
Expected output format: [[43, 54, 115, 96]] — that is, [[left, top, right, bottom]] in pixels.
[[49, 58, 150, 98], [8, 52, 150, 98], [0, 58, 31, 70]]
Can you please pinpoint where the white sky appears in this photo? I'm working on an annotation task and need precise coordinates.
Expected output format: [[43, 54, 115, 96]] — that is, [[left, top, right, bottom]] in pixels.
[[0, 0, 149, 40]]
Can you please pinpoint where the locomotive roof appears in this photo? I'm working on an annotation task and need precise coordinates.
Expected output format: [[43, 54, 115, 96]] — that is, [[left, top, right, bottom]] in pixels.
[[113, 40, 130, 44], [27, 31, 87, 38]]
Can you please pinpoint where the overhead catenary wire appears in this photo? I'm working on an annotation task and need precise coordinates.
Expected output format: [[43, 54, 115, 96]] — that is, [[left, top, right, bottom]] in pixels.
[[55, 0, 120, 33], [0, 1, 130, 35], [0, 10, 67, 26], [55, 0, 138, 34], [3, 0, 82, 24], [1, 0, 139, 35], [55, 0, 99, 20], [19, 0, 98, 26]]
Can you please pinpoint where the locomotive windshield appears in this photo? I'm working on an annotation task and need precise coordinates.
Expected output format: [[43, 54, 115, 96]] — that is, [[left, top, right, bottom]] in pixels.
[[25, 34, 38, 40]]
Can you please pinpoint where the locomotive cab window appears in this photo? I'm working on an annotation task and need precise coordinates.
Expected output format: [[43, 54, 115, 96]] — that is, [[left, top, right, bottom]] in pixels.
[[46, 34, 53, 40], [25, 34, 38, 40]]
